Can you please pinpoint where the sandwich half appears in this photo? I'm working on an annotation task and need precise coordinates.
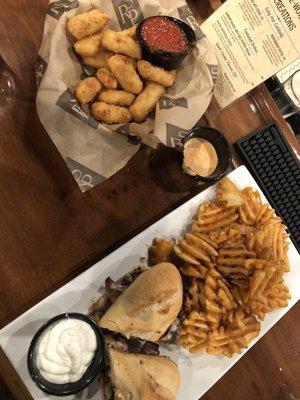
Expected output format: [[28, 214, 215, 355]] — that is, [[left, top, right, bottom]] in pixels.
[[104, 347, 180, 400], [100, 262, 183, 342]]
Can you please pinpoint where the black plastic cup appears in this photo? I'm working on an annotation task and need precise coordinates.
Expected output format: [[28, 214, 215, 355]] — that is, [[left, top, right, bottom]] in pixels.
[[181, 126, 232, 182], [27, 313, 105, 396], [136, 16, 196, 70]]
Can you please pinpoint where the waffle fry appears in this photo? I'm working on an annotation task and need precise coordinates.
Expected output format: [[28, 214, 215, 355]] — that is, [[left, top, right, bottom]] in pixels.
[[239, 188, 262, 225], [179, 310, 209, 353], [204, 268, 236, 329], [186, 308, 261, 357], [174, 233, 218, 266], [180, 263, 207, 279], [175, 177, 291, 357], [246, 281, 291, 319], [216, 241, 256, 291], [256, 204, 275, 226], [184, 278, 205, 313], [193, 204, 239, 234], [264, 282, 291, 311], [250, 220, 290, 271]]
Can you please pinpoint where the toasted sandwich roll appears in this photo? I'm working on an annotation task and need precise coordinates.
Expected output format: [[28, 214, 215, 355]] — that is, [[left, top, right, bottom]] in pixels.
[[107, 348, 180, 400], [98, 90, 135, 106], [91, 102, 132, 124], [108, 55, 143, 94], [129, 82, 165, 122], [137, 60, 176, 87], [67, 9, 109, 40], [100, 262, 183, 341]]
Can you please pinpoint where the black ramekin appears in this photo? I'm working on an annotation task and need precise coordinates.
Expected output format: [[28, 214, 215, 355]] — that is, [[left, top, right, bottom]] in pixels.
[[27, 313, 105, 396], [181, 125, 232, 182], [136, 16, 196, 70]]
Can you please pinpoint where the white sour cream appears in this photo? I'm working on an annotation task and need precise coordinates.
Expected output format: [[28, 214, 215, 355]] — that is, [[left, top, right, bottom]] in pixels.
[[36, 318, 97, 384]]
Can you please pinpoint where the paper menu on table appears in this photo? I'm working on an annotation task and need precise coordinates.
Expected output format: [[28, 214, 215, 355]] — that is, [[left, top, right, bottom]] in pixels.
[[276, 57, 300, 83], [201, 0, 300, 108]]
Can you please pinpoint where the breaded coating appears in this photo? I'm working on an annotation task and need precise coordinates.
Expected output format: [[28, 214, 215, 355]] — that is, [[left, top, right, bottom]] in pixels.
[[96, 68, 118, 89], [137, 60, 176, 87], [98, 90, 135, 106], [75, 77, 101, 105], [102, 30, 141, 59], [83, 50, 114, 69], [120, 25, 136, 38], [91, 102, 132, 124], [74, 32, 103, 57], [148, 238, 175, 266], [129, 82, 165, 122], [67, 9, 109, 40], [108, 55, 143, 94], [216, 177, 245, 208]]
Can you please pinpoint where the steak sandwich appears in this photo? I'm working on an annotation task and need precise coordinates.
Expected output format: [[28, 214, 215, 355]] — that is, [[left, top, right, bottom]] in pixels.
[[103, 347, 180, 400], [99, 262, 183, 342]]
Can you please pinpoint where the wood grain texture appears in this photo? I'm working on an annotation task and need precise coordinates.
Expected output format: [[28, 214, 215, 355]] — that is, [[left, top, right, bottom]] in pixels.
[[0, 0, 299, 399]]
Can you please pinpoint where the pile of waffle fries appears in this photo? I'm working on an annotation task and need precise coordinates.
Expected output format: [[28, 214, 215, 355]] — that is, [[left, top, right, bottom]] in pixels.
[[150, 177, 291, 357]]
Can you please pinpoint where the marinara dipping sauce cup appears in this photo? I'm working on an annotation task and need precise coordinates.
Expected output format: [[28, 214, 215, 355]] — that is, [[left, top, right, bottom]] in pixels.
[[136, 16, 196, 70]]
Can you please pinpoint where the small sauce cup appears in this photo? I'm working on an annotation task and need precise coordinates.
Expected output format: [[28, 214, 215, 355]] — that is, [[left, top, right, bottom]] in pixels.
[[27, 313, 105, 396], [136, 16, 196, 70], [181, 126, 232, 182]]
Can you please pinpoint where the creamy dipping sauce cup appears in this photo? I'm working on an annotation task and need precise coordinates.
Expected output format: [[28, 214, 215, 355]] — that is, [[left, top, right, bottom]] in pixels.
[[181, 126, 232, 182], [27, 313, 105, 396]]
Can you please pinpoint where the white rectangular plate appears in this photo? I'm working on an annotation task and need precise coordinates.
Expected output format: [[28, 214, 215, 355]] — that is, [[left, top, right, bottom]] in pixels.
[[1, 166, 299, 400]]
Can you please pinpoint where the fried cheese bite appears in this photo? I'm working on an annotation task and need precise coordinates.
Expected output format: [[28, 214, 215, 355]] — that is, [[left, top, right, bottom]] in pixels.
[[74, 32, 103, 57], [83, 50, 114, 69], [137, 60, 176, 87], [120, 25, 137, 38], [91, 102, 132, 124], [129, 82, 165, 122], [75, 77, 101, 105], [96, 68, 118, 89], [67, 9, 109, 40], [108, 55, 143, 94], [98, 89, 135, 106], [102, 30, 141, 59]]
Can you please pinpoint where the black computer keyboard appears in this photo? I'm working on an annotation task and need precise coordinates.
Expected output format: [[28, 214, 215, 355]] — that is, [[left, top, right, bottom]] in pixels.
[[235, 122, 300, 253]]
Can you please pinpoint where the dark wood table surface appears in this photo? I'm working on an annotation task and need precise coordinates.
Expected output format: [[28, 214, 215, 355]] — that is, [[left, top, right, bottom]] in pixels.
[[0, 0, 300, 399]]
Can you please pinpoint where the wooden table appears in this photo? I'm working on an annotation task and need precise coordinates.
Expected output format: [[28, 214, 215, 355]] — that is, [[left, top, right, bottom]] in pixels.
[[0, 0, 299, 399]]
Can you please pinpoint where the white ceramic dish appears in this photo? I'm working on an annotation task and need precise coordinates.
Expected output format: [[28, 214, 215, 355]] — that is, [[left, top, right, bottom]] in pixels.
[[1, 165, 299, 400]]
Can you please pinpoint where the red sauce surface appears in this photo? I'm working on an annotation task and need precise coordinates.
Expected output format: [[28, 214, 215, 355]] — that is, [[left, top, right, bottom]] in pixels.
[[141, 16, 188, 53]]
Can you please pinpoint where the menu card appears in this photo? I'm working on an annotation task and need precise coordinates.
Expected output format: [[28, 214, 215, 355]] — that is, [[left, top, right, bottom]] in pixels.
[[201, 0, 300, 108]]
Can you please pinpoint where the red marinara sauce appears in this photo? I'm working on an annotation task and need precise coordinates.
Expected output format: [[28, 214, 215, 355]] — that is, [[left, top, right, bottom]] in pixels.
[[141, 16, 188, 53]]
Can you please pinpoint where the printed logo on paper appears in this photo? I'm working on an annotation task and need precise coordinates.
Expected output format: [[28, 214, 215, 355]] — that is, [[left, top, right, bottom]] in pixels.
[[177, 5, 205, 40], [35, 55, 48, 87], [159, 96, 188, 110], [47, 0, 79, 20], [56, 89, 99, 129], [111, 0, 144, 29], [165, 123, 189, 148], [206, 63, 218, 84], [66, 157, 105, 192]]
